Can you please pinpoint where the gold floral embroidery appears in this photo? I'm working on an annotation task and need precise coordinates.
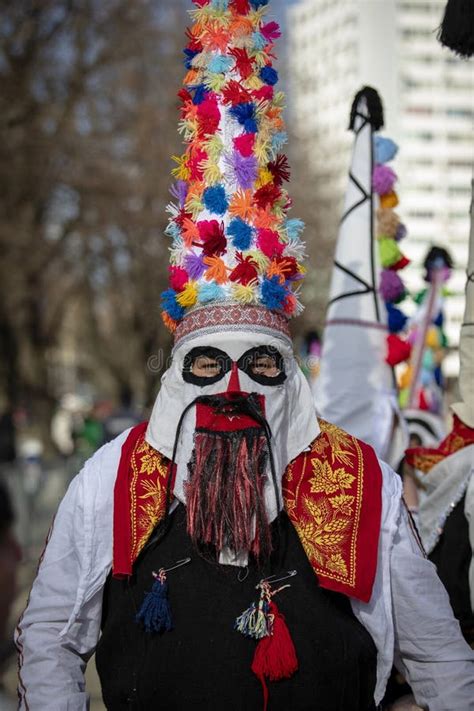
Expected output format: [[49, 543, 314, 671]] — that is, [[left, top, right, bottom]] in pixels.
[[283, 419, 363, 586], [130, 435, 170, 561]]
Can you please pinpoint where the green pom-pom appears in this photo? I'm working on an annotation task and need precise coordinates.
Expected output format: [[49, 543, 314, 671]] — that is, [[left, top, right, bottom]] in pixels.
[[379, 238, 402, 269]]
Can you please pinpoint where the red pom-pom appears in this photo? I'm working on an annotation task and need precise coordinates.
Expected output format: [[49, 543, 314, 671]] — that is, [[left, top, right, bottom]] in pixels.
[[169, 267, 189, 292], [175, 209, 193, 229], [197, 220, 227, 257], [185, 27, 203, 53], [268, 154, 291, 186], [390, 255, 410, 271], [230, 47, 254, 80], [188, 148, 207, 181], [257, 229, 284, 258], [197, 95, 221, 136], [251, 601, 298, 711], [193, 0, 210, 6], [230, 0, 251, 14], [254, 184, 282, 210], [233, 133, 255, 157], [253, 86, 274, 103], [222, 80, 252, 106], [386, 334, 412, 366], [229, 253, 258, 286], [178, 88, 192, 104]]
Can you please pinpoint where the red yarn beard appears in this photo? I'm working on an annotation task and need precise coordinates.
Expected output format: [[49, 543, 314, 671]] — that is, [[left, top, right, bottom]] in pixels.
[[184, 393, 273, 562]]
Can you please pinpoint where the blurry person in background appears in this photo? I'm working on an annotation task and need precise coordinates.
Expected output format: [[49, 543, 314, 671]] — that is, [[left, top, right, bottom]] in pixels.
[[103, 385, 141, 443], [0, 481, 22, 711]]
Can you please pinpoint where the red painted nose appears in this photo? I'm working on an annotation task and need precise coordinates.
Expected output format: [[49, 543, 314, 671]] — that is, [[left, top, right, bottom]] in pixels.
[[227, 362, 241, 393]]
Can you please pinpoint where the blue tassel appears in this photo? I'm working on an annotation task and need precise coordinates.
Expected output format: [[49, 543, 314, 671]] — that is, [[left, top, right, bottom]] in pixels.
[[235, 599, 270, 640], [192, 84, 208, 105], [161, 289, 185, 321], [136, 572, 173, 634], [203, 185, 228, 216], [261, 276, 287, 311]]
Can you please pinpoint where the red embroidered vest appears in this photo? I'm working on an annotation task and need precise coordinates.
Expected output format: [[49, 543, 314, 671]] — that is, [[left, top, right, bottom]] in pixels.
[[113, 419, 382, 603]]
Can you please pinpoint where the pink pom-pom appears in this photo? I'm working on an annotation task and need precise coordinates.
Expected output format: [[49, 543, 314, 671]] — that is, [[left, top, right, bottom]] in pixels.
[[380, 269, 405, 302], [373, 164, 397, 196], [169, 266, 189, 292], [257, 229, 285, 258], [261, 21, 282, 42], [233, 133, 255, 157]]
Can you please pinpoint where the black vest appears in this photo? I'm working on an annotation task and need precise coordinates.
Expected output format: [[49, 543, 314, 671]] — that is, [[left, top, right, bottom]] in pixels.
[[96, 506, 377, 711]]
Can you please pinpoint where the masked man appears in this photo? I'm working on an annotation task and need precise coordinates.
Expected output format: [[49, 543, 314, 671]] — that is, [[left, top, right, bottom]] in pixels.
[[16, 2, 474, 710]]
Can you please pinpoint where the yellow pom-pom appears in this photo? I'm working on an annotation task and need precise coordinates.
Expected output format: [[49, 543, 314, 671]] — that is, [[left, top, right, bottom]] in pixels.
[[425, 327, 440, 349], [177, 282, 198, 308], [232, 283, 257, 305], [399, 364, 413, 390], [256, 167, 274, 188], [380, 191, 399, 209]]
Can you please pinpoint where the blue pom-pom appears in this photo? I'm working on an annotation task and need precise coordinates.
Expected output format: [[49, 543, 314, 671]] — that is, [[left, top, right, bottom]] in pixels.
[[208, 54, 234, 74], [261, 276, 287, 311], [164, 222, 182, 241], [386, 303, 408, 333], [198, 282, 225, 303], [183, 48, 199, 70], [433, 311, 443, 328], [252, 32, 267, 50], [192, 84, 208, 105], [285, 218, 305, 240], [260, 66, 279, 86], [228, 218, 253, 250], [230, 102, 256, 126], [272, 131, 288, 153], [250, 0, 269, 7], [374, 136, 398, 164], [136, 577, 173, 634], [203, 185, 228, 216], [161, 289, 185, 321]]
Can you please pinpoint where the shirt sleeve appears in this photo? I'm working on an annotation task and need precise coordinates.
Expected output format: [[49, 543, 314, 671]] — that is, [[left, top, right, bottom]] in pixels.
[[391, 504, 474, 711], [15, 463, 102, 711]]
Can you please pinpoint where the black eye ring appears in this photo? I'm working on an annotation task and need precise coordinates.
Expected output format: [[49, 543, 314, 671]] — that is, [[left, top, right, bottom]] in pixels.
[[183, 347, 232, 387], [237, 346, 287, 386]]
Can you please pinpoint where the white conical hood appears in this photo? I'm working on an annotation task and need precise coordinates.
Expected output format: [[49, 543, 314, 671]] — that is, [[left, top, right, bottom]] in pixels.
[[451, 179, 474, 428], [314, 89, 406, 463]]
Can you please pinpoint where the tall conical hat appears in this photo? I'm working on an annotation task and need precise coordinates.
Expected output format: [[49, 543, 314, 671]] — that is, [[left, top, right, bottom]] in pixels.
[[160, 0, 306, 345], [314, 87, 411, 462]]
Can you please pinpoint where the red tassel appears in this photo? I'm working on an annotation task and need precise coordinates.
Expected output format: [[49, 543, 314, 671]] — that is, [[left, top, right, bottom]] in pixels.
[[251, 601, 298, 711]]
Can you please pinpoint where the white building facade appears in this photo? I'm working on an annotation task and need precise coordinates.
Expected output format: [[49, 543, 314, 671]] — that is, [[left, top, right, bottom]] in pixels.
[[288, 0, 473, 374]]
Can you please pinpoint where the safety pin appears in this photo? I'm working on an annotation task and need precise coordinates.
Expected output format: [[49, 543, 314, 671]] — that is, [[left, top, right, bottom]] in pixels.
[[261, 569, 298, 586], [152, 557, 191, 578]]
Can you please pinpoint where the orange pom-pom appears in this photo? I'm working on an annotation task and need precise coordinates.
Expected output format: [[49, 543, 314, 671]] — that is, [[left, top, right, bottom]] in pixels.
[[162, 312, 178, 333]]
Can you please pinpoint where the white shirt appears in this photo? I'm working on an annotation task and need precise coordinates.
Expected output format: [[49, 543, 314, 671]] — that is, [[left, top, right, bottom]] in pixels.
[[15, 430, 474, 710]]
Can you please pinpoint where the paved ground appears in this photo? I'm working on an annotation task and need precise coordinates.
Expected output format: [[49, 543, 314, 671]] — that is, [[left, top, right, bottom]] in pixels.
[[2, 462, 106, 709]]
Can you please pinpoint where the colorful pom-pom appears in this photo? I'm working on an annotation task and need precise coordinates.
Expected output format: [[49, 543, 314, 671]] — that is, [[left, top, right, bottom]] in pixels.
[[197, 96, 221, 136], [395, 223, 407, 242], [161, 289, 185, 321], [176, 281, 198, 308], [380, 191, 399, 209], [373, 164, 397, 196], [208, 55, 234, 74], [198, 281, 226, 303], [379, 237, 402, 268], [229, 253, 259, 286], [228, 218, 254, 250], [260, 65, 279, 86], [380, 269, 405, 303], [257, 229, 284, 258], [229, 102, 258, 133], [233, 133, 256, 157], [374, 136, 398, 164], [285, 218, 305, 241], [203, 185, 229, 216], [261, 275, 287, 311], [227, 152, 258, 190], [386, 303, 408, 333], [377, 208, 399, 238], [386, 334, 412, 366], [261, 21, 281, 42], [198, 220, 227, 256], [169, 266, 189, 292], [185, 252, 207, 281]]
